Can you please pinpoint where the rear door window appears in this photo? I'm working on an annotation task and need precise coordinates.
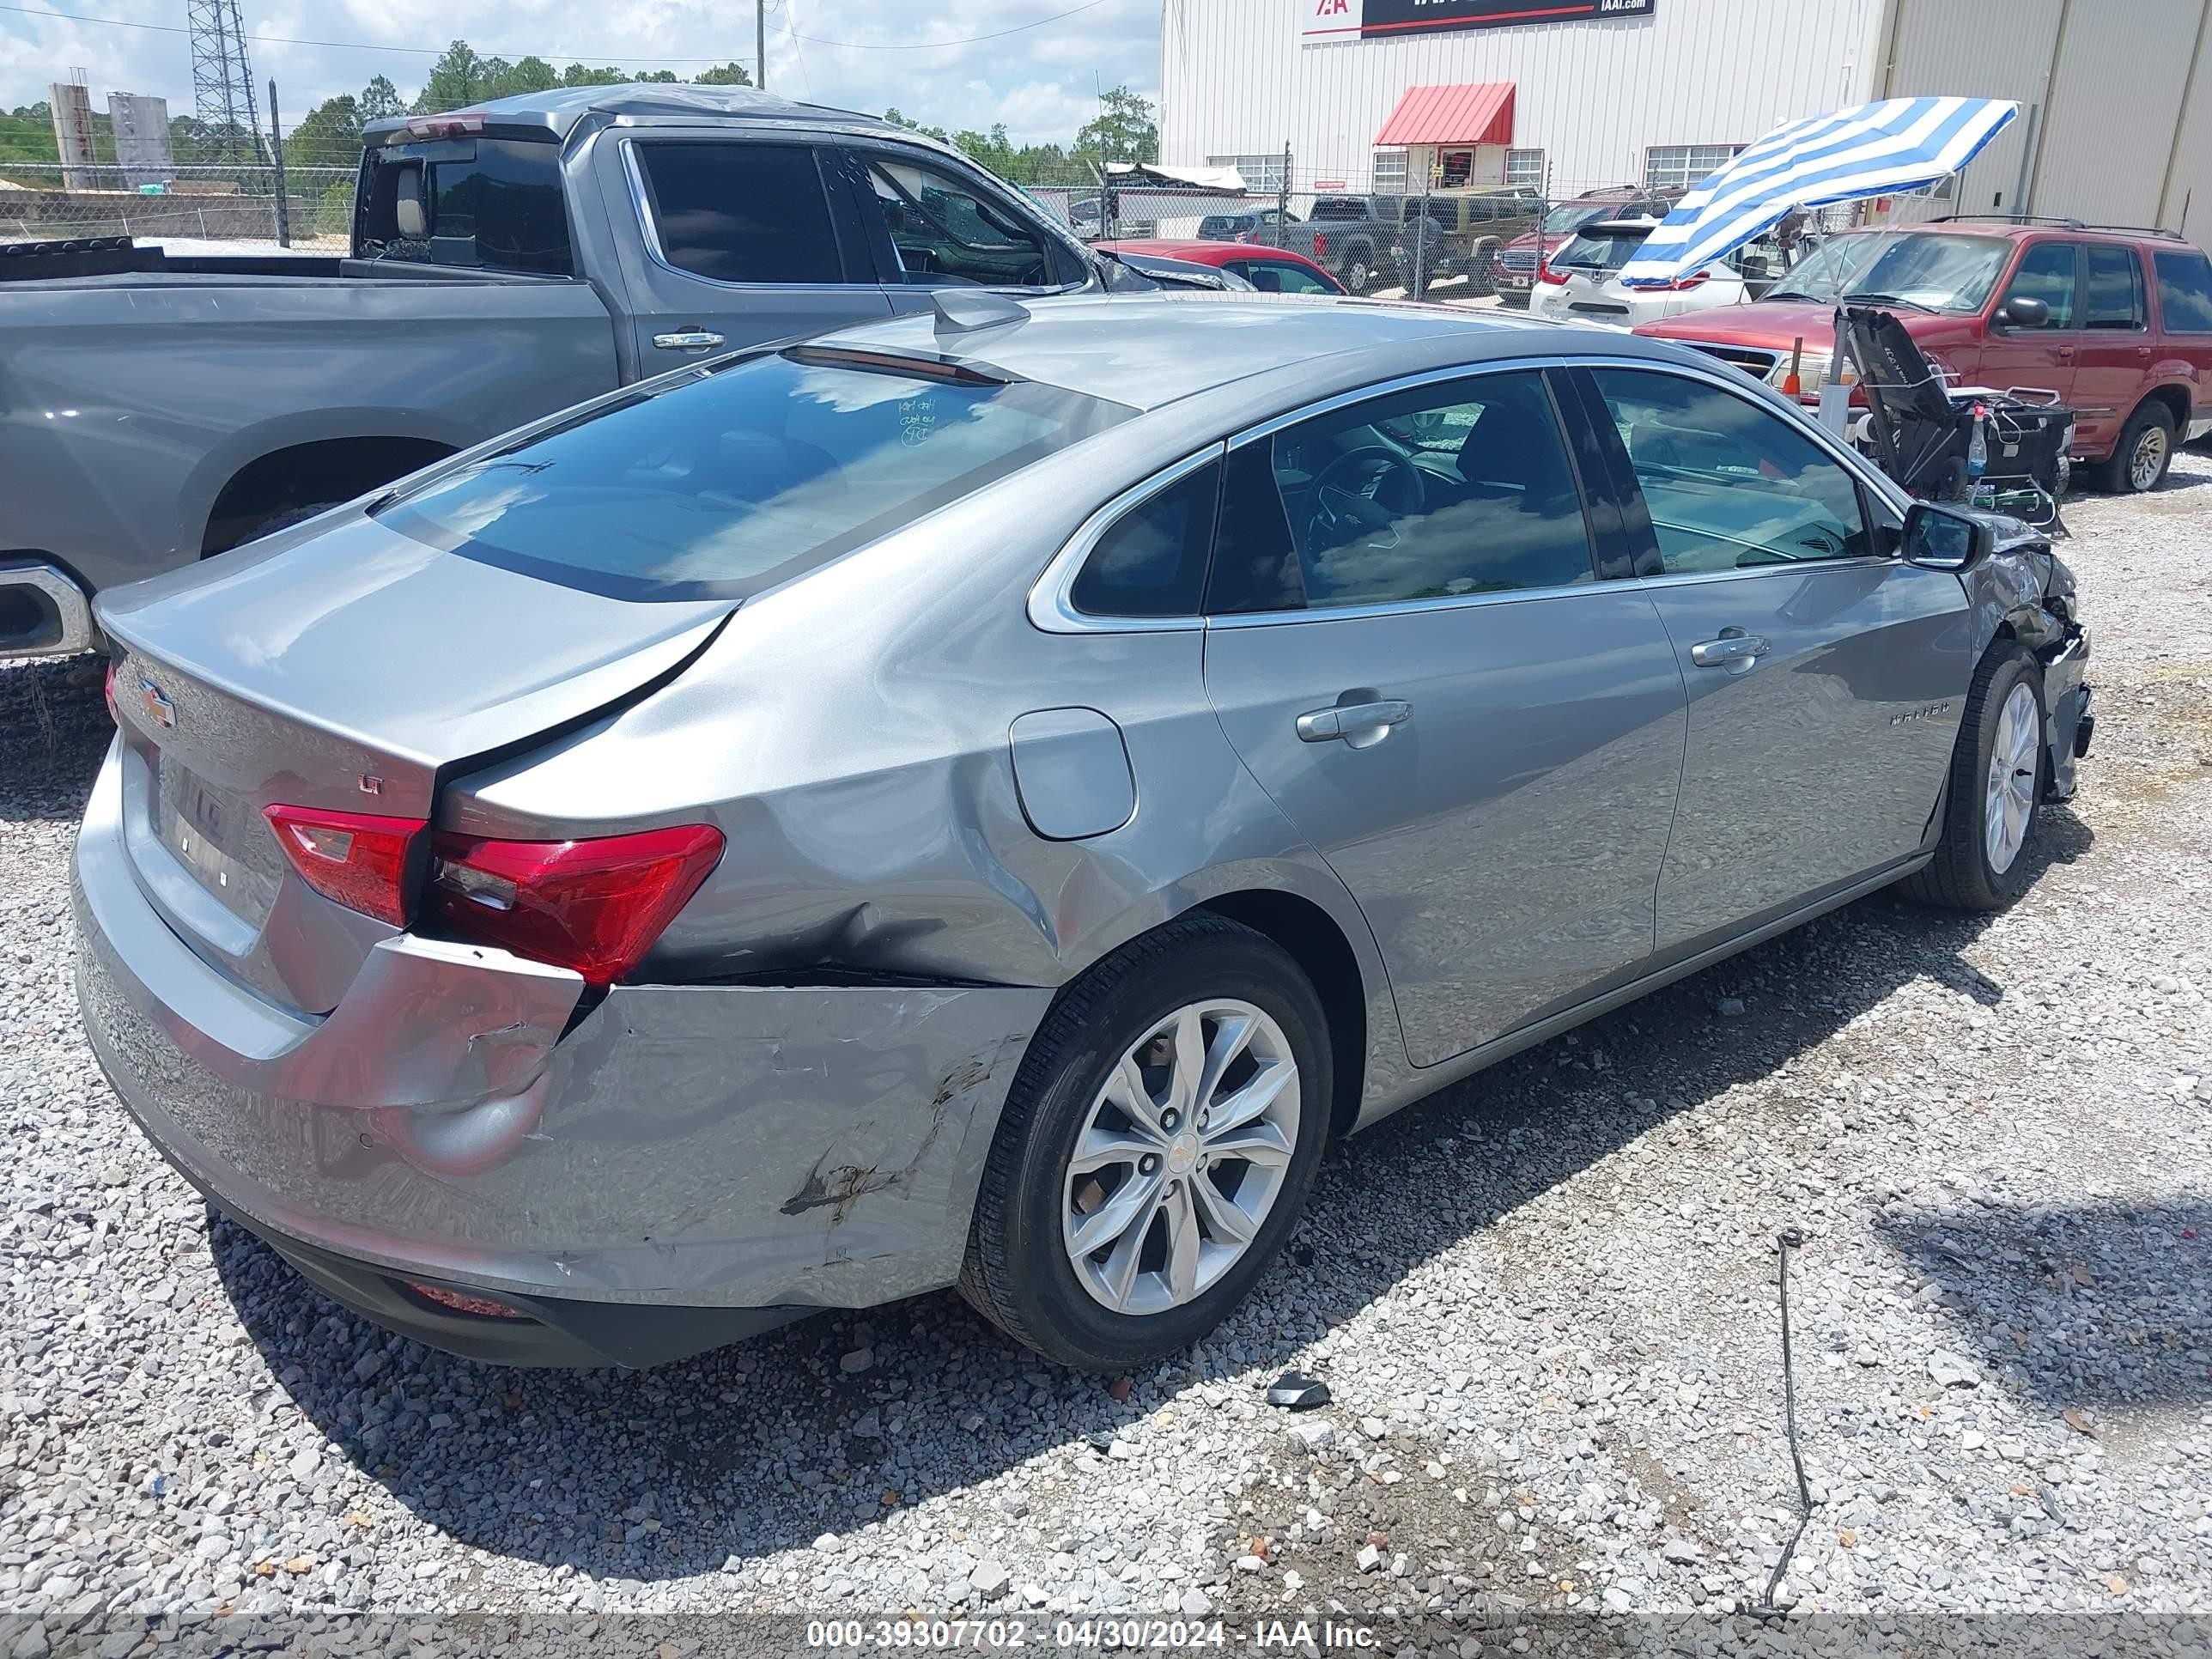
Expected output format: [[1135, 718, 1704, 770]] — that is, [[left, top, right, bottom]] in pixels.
[[634, 143, 847, 284], [2083, 245, 2147, 329], [2001, 242, 2079, 328], [2154, 248, 2212, 331]]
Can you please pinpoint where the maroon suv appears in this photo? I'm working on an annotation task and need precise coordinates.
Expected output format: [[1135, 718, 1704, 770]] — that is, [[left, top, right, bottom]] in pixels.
[[1637, 218, 2212, 492]]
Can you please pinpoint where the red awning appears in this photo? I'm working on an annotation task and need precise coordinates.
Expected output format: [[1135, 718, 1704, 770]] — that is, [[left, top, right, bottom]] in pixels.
[[1374, 83, 1516, 149]]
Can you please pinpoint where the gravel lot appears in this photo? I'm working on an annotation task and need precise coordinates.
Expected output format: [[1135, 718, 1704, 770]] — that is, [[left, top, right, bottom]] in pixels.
[[3, 459, 2209, 1656]]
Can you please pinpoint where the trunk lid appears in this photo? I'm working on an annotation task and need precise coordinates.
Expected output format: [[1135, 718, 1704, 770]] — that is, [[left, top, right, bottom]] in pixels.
[[98, 512, 730, 1015]]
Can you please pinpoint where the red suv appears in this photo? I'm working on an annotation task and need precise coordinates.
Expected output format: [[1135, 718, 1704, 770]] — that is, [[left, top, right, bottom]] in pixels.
[[1636, 218, 2212, 492]]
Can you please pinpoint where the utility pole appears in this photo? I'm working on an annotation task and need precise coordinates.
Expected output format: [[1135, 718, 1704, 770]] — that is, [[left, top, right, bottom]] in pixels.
[[757, 0, 768, 88]]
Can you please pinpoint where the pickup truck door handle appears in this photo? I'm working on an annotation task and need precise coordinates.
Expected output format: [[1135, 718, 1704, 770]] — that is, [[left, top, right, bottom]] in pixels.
[[1296, 699, 1413, 743], [1689, 632, 1771, 669], [653, 330, 726, 351]]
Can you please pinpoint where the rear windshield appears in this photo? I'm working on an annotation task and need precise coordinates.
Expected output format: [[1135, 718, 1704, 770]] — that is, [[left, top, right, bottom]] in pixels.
[[1310, 198, 1370, 222], [1554, 227, 1652, 271], [375, 348, 1134, 600], [356, 137, 573, 275]]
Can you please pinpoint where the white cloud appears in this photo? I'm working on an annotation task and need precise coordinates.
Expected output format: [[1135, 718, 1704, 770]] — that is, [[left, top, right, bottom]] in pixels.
[[0, 0, 1160, 148]]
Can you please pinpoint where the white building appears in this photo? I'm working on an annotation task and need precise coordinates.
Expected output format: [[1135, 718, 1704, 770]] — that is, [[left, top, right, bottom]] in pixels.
[[1159, 0, 2212, 234]]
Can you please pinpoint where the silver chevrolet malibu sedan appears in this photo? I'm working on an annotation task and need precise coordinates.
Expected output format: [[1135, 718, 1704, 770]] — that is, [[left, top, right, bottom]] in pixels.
[[76, 292, 2093, 1371]]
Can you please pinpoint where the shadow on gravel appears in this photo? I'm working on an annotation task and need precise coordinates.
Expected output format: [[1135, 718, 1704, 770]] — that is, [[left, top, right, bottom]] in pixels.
[[203, 804, 2095, 1584], [1875, 1200, 2212, 1410], [0, 659, 112, 821]]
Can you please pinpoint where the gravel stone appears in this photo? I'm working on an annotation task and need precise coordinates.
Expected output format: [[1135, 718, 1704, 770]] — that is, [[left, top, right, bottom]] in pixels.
[[2, 462, 2209, 1633]]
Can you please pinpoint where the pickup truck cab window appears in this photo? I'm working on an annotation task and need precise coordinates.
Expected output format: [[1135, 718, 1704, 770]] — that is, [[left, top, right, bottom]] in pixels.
[[633, 143, 846, 284], [358, 137, 574, 275], [861, 155, 1060, 288]]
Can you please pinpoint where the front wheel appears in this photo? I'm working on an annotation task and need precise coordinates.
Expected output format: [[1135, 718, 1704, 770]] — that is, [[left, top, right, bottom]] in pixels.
[[1903, 644, 2047, 911], [959, 915, 1331, 1371]]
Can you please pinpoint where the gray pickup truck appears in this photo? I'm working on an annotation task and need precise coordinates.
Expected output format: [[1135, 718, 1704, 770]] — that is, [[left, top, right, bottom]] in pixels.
[[1273, 195, 1445, 297], [0, 83, 1227, 659]]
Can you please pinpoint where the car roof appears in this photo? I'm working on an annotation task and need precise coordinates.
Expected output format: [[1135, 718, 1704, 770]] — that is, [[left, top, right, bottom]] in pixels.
[[365, 82, 891, 146], [822, 292, 1672, 411]]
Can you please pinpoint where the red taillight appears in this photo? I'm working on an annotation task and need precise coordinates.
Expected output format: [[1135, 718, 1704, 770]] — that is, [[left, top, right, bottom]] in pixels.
[[265, 805, 426, 927], [1660, 271, 1710, 292], [1537, 258, 1568, 285], [1312, 232, 1328, 258], [406, 1282, 526, 1319], [424, 824, 724, 988]]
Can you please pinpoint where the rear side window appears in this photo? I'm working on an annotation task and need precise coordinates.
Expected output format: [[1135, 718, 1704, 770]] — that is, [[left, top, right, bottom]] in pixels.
[[635, 143, 843, 284], [1206, 371, 1595, 612], [2155, 249, 2212, 331], [1070, 464, 1218, 618], [358, 138, 572, 275], [377, 348, 1132, 602], [2083, 245, 2147, 330]]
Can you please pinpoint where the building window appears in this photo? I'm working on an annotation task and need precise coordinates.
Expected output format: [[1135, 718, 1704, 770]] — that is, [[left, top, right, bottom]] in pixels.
[[1645, 143, 1741, 194], [1371, 149, 1408, 194], [1506, 149, 1545, 188], [1207, 153, 1286, 195]]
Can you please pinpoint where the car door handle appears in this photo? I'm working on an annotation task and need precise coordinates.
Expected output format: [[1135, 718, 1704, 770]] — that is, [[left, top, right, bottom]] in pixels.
[[1296, 699, 1412, 742], [2053, 345, 2075, 362], [653, 330, 726, 351], [1689, 634, 1771, 668]]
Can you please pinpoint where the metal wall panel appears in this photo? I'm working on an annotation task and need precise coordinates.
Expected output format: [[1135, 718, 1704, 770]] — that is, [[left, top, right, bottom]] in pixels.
[[2033, 0, 2199, 226], [1876, 0, 2063, 219], [1159, 0, 1882, 196]]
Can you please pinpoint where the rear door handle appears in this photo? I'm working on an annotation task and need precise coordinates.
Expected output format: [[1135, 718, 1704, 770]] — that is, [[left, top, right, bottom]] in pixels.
[[1296, 698, 1413, 742], [2053, 345, 2075, 363], [1689, 634, 1771, 668], [653, 330, 726, 351]]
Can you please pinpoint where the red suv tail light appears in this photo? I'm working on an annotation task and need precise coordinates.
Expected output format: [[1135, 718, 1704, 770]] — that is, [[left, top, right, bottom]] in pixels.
[[265, 805, 426, 927], [424, 824, 724, 988], [1312, 232, 1328, 258]]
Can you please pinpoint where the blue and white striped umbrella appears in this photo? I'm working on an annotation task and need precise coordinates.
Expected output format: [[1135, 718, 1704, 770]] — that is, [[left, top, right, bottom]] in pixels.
[[1619, 96, 2019, 289]]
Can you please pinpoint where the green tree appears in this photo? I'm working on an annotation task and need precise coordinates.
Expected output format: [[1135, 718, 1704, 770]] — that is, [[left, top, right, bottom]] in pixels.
[[696, 61, 753, 85], [316, 178, 355, 237], [415, 40, 490, 112], [559, 62, 631, 88], [492, 55, 561, 96], [1073, 86, 1157, 167], [286, 94, 363, 167], [359, 76, 406, 121], [883, 107, 951, 143]]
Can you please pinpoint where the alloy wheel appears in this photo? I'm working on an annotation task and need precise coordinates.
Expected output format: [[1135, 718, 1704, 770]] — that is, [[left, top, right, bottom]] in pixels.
[[2130, 424, 2169, 491], [1060, 1000, 1301, 1316], [1984, 682, 2040, 875]]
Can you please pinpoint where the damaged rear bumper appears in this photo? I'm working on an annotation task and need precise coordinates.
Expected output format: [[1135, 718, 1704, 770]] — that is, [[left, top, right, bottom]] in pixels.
[[74, 744, 1048, 1367]]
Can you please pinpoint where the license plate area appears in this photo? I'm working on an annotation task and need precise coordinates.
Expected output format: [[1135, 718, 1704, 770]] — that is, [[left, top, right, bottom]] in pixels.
[[155, 757, 280, 923]]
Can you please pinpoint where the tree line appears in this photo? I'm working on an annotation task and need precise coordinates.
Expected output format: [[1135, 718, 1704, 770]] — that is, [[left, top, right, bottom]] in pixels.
[[3, 37, 1156, 185]]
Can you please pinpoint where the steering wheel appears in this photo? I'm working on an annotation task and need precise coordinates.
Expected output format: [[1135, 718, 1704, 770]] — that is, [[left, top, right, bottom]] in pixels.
[[1304, 446, 1426, 555]]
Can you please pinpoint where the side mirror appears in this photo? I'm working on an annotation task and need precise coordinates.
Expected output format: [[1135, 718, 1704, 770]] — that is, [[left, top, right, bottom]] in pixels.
[[1901, 501, 1996, 571], [1996, 295, 2049, 330]]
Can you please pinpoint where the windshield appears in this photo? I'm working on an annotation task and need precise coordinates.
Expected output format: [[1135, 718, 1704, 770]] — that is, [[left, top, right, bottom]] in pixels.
[[1542, 202, 1617, 234], [1767, 231, 2011, 313], [377, 348, 1133, 600], [1553, 226, 1653, 271]]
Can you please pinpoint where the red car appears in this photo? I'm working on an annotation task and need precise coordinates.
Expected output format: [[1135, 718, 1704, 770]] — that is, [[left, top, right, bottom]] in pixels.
[[1091, 238, 1349, 296], [1636, 218, 2212, 493]]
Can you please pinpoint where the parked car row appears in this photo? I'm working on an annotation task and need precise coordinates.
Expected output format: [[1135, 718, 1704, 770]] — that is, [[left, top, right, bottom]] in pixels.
[[0, 85, 1240, 661]]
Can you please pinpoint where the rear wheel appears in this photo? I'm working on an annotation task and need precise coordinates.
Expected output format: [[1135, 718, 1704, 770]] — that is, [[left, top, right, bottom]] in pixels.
[[1904, 643, 2047, 911], [1343, 255, 1372, 295], [2097, 401, 2174, 493], [959, 915, 1331, 1371]]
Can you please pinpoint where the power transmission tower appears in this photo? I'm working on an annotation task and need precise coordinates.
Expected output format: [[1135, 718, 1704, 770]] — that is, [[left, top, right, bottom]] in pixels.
[[185, 0, 267, 167]]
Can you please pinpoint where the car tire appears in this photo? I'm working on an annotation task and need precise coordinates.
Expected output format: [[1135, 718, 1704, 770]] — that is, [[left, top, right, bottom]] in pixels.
[[1903, 643, 2048, 912], [1344, 256, 1371, 295], [2095, 401, 2174, 494], [958, 914, 1332, 1372]]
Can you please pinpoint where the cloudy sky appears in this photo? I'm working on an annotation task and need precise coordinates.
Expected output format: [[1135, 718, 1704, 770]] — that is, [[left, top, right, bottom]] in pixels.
[[0, 0, 1160, 145]]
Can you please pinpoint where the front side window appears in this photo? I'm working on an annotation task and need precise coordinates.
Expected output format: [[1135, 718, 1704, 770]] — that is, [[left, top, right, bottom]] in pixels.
[[2083, 245, 2147, 330], [864, 158, 1056, 287], [1206, 372, 1595, 613], [634, 143, 842, 284], [1231, 259, 1337, 295], [1591, 368, 1873, 574], [2154, 248, 2212, 331], [1069, 464, 1218, 618], [379, 348, 1131, 601], [2001, 242, 2079, 328]]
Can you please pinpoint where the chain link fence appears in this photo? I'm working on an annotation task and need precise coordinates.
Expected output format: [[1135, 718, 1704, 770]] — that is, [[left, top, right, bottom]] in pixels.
[[0, 162, 356, 250]]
